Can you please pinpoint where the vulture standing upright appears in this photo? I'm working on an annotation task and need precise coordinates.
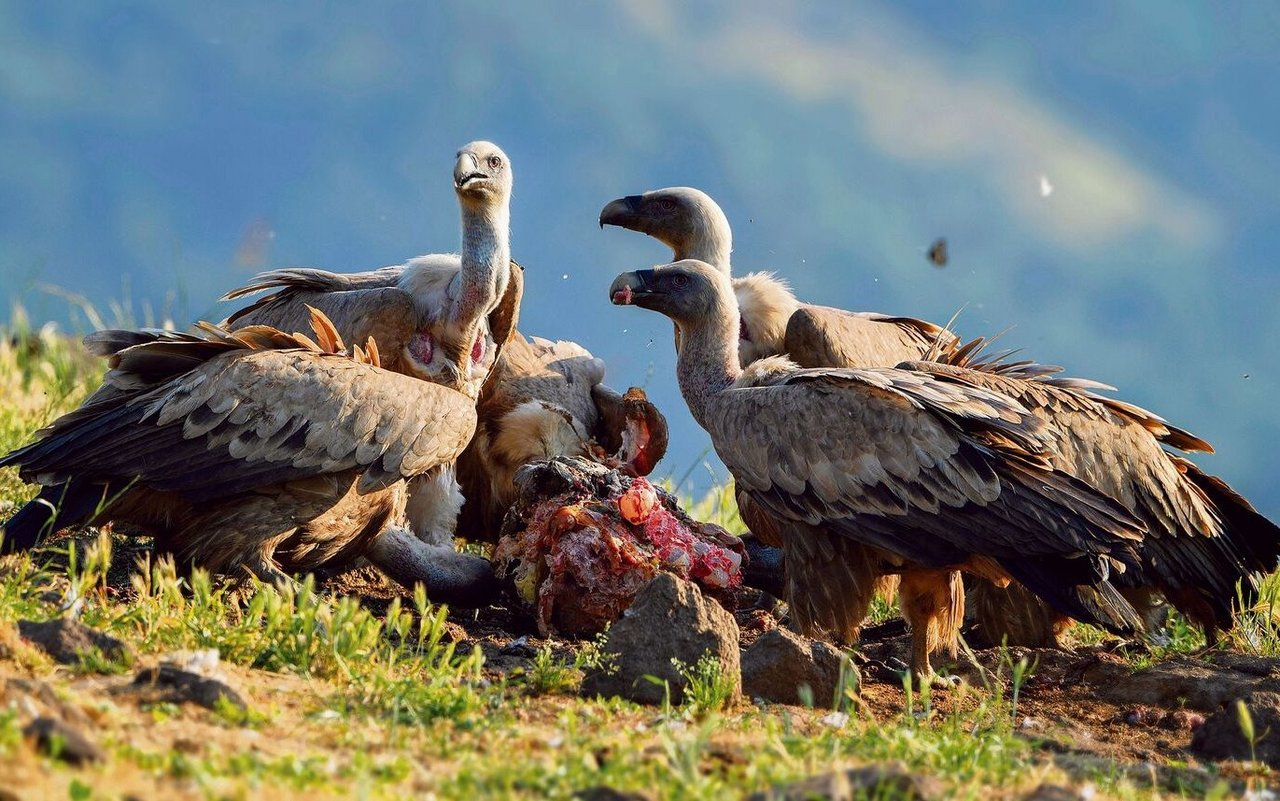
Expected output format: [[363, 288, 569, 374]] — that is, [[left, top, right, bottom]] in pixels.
[[0, 312, 493, 603], [909, 337, 1280, 646], [600, 186, 945, 609], [223, 141, 523, 547], [609, 260, 1147, 684], [225, 143, 667, 544]]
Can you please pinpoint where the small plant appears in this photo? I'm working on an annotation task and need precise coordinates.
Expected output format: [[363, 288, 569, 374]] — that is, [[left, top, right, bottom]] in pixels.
[[519, 644, 581, 696], [1001, 647, 1038, 726], [672, 652, 737, 716], [573, 631, 618, 676]]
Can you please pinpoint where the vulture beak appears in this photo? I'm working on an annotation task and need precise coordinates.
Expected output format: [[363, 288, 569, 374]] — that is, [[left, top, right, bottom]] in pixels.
[[609, 270, 656, 306], [454, 151, 487, 190], [599, 195, 645, 230]]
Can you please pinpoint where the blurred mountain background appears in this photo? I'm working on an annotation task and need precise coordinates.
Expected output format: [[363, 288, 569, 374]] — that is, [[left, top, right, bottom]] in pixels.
[[2, 1, 1278, 518]]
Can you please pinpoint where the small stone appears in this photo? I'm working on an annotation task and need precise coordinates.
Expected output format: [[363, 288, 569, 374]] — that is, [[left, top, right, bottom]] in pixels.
[[1157, 709, 1205, 732], [580, 574, 740, 706], [17, 618, 131, 666], [1191, 691, 1280, 767], [819, 711, 849, 729], [22, 716, 103, 765], [501, 636, 538, 658], [128, 664, 248, 712], [741, 627, 853, 706], [746, 762, 942, 801]]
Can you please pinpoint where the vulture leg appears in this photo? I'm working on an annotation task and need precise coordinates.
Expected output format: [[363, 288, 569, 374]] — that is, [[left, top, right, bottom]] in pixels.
[[365, 525, 498, 607], [965, 578, 1068, 649], [783, 524, 881, 644], [898, 569, 964, 688], [404, 469, 465, 547]]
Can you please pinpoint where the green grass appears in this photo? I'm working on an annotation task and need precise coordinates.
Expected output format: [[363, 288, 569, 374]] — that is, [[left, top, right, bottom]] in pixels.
[[0, 317, 1276, 799]]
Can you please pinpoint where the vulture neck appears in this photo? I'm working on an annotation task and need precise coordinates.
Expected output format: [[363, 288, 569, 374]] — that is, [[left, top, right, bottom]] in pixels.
[[453, 202, 511, 329], [674, 298, 742, 431], [677, 221, 732, 276]]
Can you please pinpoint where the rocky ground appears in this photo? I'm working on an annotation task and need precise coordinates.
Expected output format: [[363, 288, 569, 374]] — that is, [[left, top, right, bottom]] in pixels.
[[2, 551, 1277, 800]]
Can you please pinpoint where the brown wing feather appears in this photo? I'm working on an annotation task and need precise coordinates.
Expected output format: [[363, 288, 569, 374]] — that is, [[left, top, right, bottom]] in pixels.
[[911, 346, 1280, 631], [711, 368, 1143, 562], [225, 286, 417, 373], [784, 305, 952, 370], [3, 326, 476, 503]]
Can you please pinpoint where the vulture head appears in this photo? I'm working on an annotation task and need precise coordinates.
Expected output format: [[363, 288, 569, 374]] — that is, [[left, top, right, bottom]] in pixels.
[[599, 187, 732, 273], [609, 260, 733, 327], [454, 141, 512, 209]]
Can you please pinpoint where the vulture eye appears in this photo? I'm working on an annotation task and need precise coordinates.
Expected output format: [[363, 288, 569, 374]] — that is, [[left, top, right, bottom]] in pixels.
[[658, 199, 677, 212], [487, 155, 503, 169], [671, 274, 690, 289]]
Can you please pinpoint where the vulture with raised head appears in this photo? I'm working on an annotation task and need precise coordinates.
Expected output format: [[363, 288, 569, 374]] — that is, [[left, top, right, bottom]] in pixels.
[[599, 186, 949, 368], [0, 312, 493, 604], [609, 260, 1148, 684], [225, 143, 667, 544], [911, 337, 1280, 647], [222, 141, 522, 547]]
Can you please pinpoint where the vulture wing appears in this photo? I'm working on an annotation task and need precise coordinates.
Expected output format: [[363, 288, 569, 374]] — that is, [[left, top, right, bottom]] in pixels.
[[2, 324, 477, 505], [488, 260, 524, 350], [905, 341, 1280, 629], [784, 305, 954, 370], [709, 367, 1147, 631], [222, 266, 405, 320]]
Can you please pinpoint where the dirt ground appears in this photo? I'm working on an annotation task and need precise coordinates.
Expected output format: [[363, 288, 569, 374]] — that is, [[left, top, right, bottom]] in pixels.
[[2, 559, 1276, 799]]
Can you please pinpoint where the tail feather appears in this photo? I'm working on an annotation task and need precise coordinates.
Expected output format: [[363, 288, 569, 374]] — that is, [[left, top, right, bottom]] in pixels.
[[0, 482, 116, 554], [1000, 557, 1145, 636]]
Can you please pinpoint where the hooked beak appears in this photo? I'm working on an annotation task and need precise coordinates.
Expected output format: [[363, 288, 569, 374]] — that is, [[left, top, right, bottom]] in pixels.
[[599, 195, 645, 230], [454, 152, 487, 190], [609, 270, 656, 306]]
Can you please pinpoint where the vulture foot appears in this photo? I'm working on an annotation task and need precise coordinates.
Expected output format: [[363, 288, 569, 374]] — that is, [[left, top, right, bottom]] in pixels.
[[914, 668, 961, 690], [236, 556, 297, 592], [366, 526, 499, 607]]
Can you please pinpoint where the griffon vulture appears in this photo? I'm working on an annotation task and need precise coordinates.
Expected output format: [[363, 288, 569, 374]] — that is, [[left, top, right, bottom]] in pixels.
[[911, 337, 1280, 647], [0, 312, 493, 603], [609, 260, 1148, 683], [222, 141, 522, 547], [599, 187, 949, 368]]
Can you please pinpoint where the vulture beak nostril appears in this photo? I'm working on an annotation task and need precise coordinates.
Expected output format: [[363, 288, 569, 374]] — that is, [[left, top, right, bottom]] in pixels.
[[453, 153, 483, 188]]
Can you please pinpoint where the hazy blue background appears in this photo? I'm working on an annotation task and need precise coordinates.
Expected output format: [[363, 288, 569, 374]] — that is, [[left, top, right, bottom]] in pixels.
[[3, 1, 1278, 519]]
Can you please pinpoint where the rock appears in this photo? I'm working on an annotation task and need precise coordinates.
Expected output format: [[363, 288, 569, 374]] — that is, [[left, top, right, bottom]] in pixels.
[[746, 763, 942, 800], [1190, 691, 1280, 767], [17, 618, 131, 666], [1022, 785, 1080, 801], [2, 678, 91, 727], [128, 665, 248, 712], [741, 627, 853, 706], [1076, 654, 1280, 712], [581, 573, 740, 706], [22, 717, 103, 765], [573, 788, 653, 801]]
